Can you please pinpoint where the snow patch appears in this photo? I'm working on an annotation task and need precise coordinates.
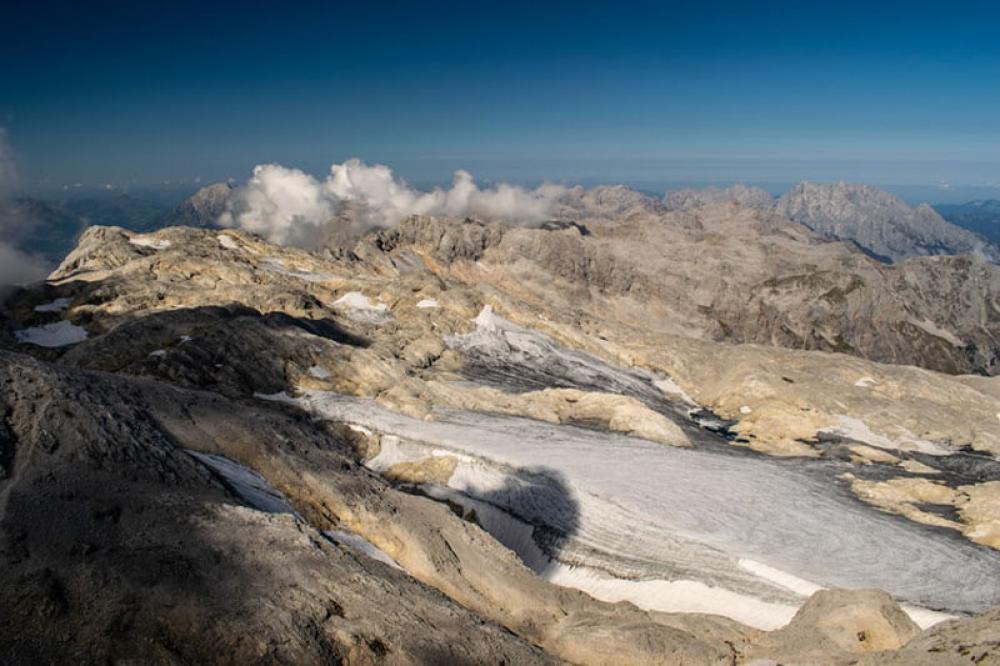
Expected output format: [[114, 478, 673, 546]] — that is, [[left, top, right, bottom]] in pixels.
[[653, 377, 696, 405], [15, 321, 88, 347], [217, 234, 240, 250], [472, 304, 500, 331], [545, 565, 799, 630], [253, 390, 298, 405], [33, 297, 71, 313], [308, 365, 331, 379], [187, 450, 295, 515], [129, 236, 172, 250], [335, 291, 387, 312], [820, 415, 949, 456], [739, 405, 753, 415], [739, 559, 821, 597], [901, 605, 958, 630], [334, 291, 391, 323], [854, 376, 877, 388], [148, 349, 166, 358], [416, 298, 439, 309], [324, 530, 404, 571]]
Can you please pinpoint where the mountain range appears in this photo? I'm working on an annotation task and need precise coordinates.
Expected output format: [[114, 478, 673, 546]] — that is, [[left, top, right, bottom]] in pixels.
[[2, 183, 999, 663], [666, 181, 1000, 263], [8, 181, 1000, 271]]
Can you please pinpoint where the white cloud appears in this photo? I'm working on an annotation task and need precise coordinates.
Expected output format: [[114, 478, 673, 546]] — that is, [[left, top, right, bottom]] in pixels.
[[219, 158, 567, 246], [0, 128, 50, 286], [218, 164, 335, 246], [0, 242, 49, 286]]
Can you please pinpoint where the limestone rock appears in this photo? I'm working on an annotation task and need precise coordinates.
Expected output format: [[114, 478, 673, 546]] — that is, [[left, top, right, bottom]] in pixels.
[[775, 181, 999, 262], [747, 589, 922, 663]]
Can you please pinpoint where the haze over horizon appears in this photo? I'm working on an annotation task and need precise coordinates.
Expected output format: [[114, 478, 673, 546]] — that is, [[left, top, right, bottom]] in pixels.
[[4, 0, 1000, 201]]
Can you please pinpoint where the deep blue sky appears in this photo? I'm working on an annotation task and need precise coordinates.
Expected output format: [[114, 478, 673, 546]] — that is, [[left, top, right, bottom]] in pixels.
[[4, 0, 1000, 196]]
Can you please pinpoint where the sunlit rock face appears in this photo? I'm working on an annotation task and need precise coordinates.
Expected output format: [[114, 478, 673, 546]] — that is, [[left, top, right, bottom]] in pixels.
[[775, 181, 1000, 262], [2, 192, 999, 663]]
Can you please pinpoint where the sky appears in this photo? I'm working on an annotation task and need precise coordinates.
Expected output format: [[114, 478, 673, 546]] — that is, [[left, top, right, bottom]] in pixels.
[[3, 0, 1000, 197]]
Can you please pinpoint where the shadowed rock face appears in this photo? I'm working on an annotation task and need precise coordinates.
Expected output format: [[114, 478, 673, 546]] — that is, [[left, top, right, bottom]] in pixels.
[[1, 216, 999, 664], [0, 351, 556, 665]]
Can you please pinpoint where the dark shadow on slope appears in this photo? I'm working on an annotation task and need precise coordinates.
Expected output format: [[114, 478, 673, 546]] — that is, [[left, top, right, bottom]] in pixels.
[[265, 310, 370, 347], [474, 465, 580, 564], [2, 298, 371, 397], [391, 463, 581, 568], [0, 350, 548, 665]]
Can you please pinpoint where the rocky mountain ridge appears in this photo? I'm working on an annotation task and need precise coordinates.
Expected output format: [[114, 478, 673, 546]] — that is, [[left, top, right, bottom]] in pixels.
[[2, 210, 999, 663], [663, 181, 1000, 264], [775, 182, 999, 262]]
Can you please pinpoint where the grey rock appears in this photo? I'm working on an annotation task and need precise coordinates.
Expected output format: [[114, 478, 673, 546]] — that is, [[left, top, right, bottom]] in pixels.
[[159, 182, 233, 228], [663, 183, 774, 211], [775, 181, 999, 262]]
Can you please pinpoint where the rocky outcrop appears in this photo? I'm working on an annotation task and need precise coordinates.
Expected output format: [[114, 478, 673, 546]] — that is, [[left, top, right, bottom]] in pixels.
[[746, 589, 922, 663], [873, 607, 1000, 665], [775, 181, 999, 262]]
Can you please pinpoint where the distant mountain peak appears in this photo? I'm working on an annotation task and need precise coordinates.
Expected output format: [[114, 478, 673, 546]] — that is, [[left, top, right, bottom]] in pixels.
[[775, 181, 999, 263], [159, 182, 232, 228]]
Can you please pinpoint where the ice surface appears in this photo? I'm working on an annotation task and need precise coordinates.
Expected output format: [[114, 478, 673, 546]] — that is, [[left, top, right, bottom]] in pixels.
[[324, 530, 404, 570], [820, 415, 949, 455], [446, 307, 697, 419], [295, 390, 1000, 625], [188, 450, 296, 515], [33, 297, 71, 313], [15, 321, 88, 347]]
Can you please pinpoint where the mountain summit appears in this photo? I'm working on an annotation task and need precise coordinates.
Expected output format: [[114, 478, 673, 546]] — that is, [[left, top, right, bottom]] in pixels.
[[775, 182, 998, 262]]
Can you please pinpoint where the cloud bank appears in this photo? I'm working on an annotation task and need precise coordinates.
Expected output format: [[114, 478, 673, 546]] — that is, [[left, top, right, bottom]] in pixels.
[[0, 129, 49, 286], [219, 159, 567, 246]]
